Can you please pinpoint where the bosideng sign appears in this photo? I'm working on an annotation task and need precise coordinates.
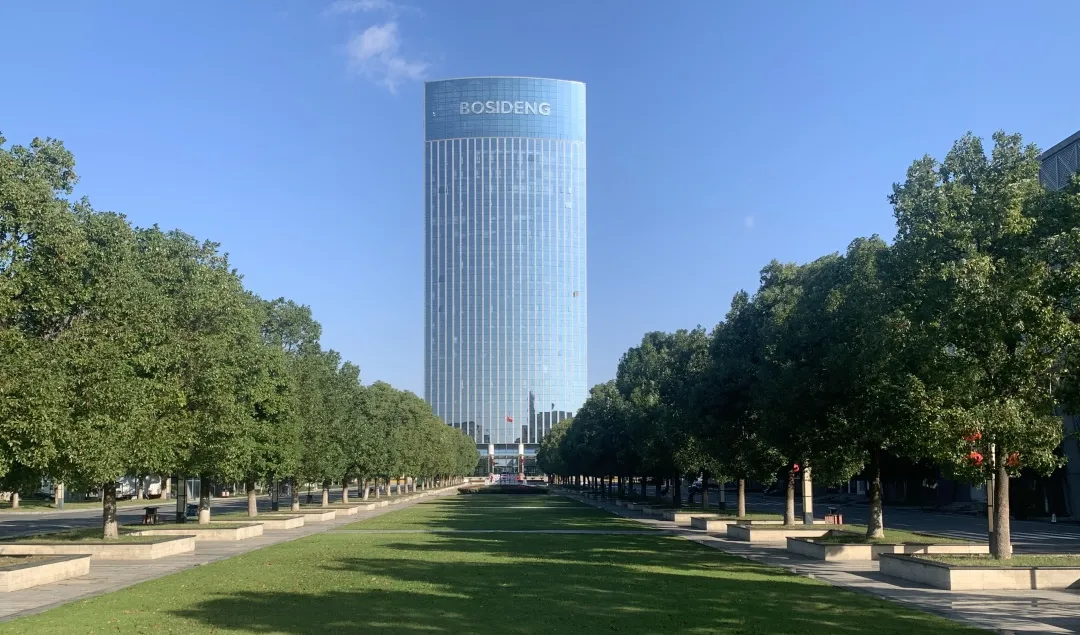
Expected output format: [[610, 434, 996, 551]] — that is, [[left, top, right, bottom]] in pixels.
[[459, 100, 551, 115]]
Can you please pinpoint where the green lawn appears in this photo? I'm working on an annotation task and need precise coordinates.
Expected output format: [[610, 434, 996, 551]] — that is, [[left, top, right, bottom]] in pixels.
[[0, 494, 984, 634], [3, 527, 162, 543], [341, 494, 651, 531], [0, 555, 49, 567], [923, 554, 1080, 567], [814, 527, 973, 545]]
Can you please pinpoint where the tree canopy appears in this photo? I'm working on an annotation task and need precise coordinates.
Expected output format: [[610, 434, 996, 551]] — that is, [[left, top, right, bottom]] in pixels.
[[541, 131, 1080, 559], [0, 133, 477, 536]]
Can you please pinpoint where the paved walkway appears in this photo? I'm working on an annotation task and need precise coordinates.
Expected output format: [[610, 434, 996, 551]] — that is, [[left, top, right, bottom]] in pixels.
[[330, 528, 665, 534], [0, 486, 460, 623], [569, 493, 1080, 634]]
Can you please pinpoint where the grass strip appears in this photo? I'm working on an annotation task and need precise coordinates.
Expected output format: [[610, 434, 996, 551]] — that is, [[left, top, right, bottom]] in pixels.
[[813, 527, 973, 545], [921, 554, 1080, 567], [4, 527, 162, 543], [0, 555, 51, 567]]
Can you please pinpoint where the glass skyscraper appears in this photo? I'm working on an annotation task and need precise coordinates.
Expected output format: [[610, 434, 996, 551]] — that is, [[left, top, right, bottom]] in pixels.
[[423, 77, 587, 460]]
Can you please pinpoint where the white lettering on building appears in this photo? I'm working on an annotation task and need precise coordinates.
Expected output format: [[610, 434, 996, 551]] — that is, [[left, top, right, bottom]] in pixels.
[[459, 101, 551, 115]]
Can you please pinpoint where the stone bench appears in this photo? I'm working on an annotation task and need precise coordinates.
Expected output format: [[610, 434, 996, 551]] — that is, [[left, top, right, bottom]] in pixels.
[[690, 517, 782, 531], [218, 516, 304, 530], [136, 523, 263, 542], [787, 536, 988, 561], [726, 524, 833, 543], [0, 555, 91, 592], [0, 536, 195, 561], [284, 509, 337, 521], [879, 554, 1080, 590], [664, 511, 726, 524]]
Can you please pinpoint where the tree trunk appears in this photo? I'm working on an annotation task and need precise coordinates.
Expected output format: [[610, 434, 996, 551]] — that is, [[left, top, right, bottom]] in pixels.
[[102, 481, 119, 539], [246, 479, 258, 517], [362, 479, 370, 500], [784, 469, 796, 525], [992, 448, 1012, 559], [737, 479, 746, 518], [164, 476, 171, 500], [867, 450, 885, 539], [10, 492, 19, 509], [673, 475, 682, 508], [136, 477, 144, 500], [640, 477, 647, 498], [342, 478, 350, 504], [271, 477, 279, 512], [290, 478, 300, 511], [321, 482, 330, 507], [198, 477, 211, 524]]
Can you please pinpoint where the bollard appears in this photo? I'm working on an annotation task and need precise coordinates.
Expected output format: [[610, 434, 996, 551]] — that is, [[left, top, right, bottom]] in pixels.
[[1052, 513, 1058, 523]]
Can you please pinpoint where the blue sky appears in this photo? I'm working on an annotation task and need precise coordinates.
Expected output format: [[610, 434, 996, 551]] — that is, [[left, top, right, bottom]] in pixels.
[[2, 1, 1079, 395]]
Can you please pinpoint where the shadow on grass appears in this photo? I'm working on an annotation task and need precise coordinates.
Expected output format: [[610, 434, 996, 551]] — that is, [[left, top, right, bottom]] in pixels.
[[346, 494, 646, 531], [163, 533, 979, 635]]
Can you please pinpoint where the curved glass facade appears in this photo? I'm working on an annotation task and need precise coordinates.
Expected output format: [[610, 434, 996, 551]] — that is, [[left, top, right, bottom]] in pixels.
[[424, 77, 587, 447]]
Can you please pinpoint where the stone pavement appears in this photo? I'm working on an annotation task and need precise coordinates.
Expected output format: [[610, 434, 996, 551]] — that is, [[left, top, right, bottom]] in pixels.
[[331, 528, 664, 534], [0, 486, 460, 623], [569, 492, 1080, 635]]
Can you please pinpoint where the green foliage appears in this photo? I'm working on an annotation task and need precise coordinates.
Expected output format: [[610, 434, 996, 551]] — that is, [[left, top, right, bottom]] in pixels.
[[540, 131, 1079, 560], [0, 132, 476, 536], [889, 132, 1072, 479]]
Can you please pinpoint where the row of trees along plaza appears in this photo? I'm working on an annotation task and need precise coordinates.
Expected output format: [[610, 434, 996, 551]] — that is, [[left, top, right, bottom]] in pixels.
[[538, 131, 1080, 560], [0, 134, 479, 538]]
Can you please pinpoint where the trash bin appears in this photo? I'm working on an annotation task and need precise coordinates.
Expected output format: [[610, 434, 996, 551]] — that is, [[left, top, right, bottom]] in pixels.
[[186, 504, 198, 517]]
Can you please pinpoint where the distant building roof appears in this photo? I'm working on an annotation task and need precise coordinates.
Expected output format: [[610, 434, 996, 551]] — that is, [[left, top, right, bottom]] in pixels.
[[1039, 129, 1080, 191]]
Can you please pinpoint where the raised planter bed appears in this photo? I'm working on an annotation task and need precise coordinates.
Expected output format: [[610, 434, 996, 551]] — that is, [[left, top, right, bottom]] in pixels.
[[302, 504, 361, 516], [664, 511, 727, 524], [0, 536, 195, 560], [787, 534, 988, 561], [879, 554, 1080, 590], [691, 517, 783, 531], [135, 523, 263, 542], [216, 516, 304, 530], [726, 524, 836, 543], [0, 555, 91, 591], [285, 509, 337, 521]]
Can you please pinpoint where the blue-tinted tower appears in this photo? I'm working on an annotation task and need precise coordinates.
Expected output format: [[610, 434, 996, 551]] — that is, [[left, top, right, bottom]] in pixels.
[[423, 77, 587, 455]]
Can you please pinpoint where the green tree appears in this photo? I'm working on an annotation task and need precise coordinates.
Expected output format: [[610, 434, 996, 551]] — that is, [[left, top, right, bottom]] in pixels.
[[616, 330, 710, 505], [694, 291, 784, 517], [0, 135, 83, 499], [889, 132, 1073, 558], [50, 208, 180, 538], [537, 418, 571, 480]]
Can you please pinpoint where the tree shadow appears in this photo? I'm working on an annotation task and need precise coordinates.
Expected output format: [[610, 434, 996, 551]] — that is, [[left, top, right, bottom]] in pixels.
[[348, 495, 647, 531]]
